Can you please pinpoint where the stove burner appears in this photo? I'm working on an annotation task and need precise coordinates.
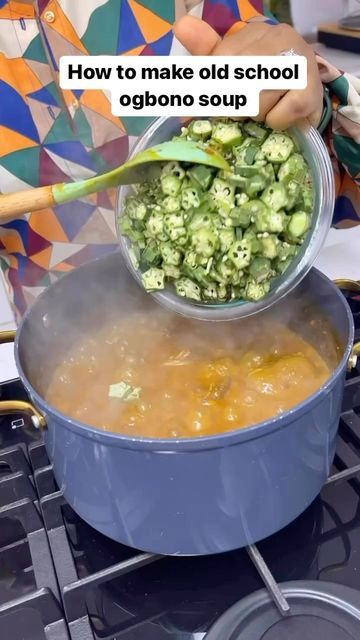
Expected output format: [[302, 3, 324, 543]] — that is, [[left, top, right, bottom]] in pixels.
[[262, 616, 354, 640], [206, 582, 360, 640]]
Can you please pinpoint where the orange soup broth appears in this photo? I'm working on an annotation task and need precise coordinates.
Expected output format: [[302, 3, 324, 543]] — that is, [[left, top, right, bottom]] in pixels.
[[45, 312, 335, 439]]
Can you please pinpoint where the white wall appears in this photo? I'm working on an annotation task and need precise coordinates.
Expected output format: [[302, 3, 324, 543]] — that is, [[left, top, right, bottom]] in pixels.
[[290, 0, 358, 36]]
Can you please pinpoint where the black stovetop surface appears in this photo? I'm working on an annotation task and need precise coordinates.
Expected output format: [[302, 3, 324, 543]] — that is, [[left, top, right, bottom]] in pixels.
[[1, 293, 360, 640]]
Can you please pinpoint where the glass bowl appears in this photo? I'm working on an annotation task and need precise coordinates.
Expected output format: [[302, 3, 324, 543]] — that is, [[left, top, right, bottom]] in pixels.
[[116, 117, 335, 321]]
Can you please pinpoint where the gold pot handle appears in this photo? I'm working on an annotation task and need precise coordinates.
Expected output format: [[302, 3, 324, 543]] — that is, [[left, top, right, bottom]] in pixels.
[[348, 343, 360, 372], [0, 329, 46, 429], [0, 329, 16, 344], [0, 400, 46, 429], [333, 279, 360, 371], [334, 279, 360, 294]]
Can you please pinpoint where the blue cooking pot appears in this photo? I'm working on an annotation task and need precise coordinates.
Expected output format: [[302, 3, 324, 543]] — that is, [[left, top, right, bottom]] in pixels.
[[0, 252, 357, 555]]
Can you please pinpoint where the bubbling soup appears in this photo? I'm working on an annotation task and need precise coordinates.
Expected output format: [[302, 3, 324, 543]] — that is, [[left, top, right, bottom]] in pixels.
[[45, 311, 336, 439]]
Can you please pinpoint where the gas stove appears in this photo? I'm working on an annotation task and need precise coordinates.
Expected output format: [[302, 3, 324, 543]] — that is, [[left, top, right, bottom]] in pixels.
[[1, 292, 360, 640]]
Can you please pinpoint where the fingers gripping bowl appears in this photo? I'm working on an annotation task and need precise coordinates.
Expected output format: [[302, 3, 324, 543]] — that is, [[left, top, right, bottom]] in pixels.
[[117, 117, 335, 321]]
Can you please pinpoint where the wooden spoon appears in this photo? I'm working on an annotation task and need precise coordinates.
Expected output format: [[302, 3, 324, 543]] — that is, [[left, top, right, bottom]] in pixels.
[[0, 139, 229, 221]]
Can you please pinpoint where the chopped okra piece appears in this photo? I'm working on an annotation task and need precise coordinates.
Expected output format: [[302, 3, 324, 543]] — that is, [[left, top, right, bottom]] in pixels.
[[205, 256, 214, 273], [234, 164, 261, 178], [168, 226, 187, 243], [175, 277, 201, 301], [230, 285, 243, 300], [229, 205, 252, 228], [160, 242, 182, 266], [244, 173, 268, 198], [243, 227, 261, 254], [278, 153, 306, 182], [239, 199, 267, 221], [261, 133, 295, 163], [197, 252, 212, 266], [202, 283, 219, 300], [120, 215, 146, 247], [163, 264, 181, 279], [142, 267, 165, 292], [235, 192, 250, 207], [164, 210, 184, 231], [299, 187, 314, 213], [228, 238, 252, 269], [287, 211, 310, 239], [283, 177, 302, 211], [188, 119, 213, 140], [188, 164, 215, 191], [211, 121, 243, 148], [277, 241, 297, 263], [161, 161, 185, 181], [215, 258, 237, 284], [160, 174, 181, 197], [234, 138, 260, 165], [261, 182, 288, 212], [304, 168, 312, 186], [119, 214, 133, 237], [162, 195, 181, 213], [134, 234, 146, 250], [255, 206, 285, 234], [141, 240, 161, 266], [259, 234, 280, 259], [181, 186, 202, 210], [219, 228, 236, 253], [183, 251, 198, 269], [244, 278, 271, 302], [262, 163, 276, 184], [243, 121, 269, 141], [188, 211, 215, 232], [146, 211, 166, 238], [209, 267, 224, 284], [276, 256, 293, 275], [249, 257, 272, 283], [188, 120, 212, 140], [191, 227, 219, 258], [219, 170, 247, 189], [245, 145, 260, 165], [304, 169, 313, 192], [128, 247, 140, 270], [182, 264, 210, 287], [109, 381, 142, 401], [132, 218, 145, 232], [254, 147, 266, 163], [201, 192, 218, 213], [125, 197, 148, 221], [235, 163, 274, 186], [217, 284, 228, 301], [209, 178, 235, 213]]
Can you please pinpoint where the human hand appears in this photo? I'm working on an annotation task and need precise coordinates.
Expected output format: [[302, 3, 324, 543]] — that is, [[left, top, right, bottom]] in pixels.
[[174, 16, 323, 130]]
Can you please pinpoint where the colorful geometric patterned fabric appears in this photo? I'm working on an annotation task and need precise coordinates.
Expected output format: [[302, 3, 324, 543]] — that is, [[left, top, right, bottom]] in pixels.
[[0, 0, 359, 321], [315, 55, 360, 227]]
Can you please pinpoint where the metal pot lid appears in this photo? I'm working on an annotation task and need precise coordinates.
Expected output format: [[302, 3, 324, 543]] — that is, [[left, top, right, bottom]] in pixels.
[[206, 581, 360, 640]]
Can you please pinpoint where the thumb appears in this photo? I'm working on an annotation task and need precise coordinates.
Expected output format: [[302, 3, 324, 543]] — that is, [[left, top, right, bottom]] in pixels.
[[174, 16, 221, 55]]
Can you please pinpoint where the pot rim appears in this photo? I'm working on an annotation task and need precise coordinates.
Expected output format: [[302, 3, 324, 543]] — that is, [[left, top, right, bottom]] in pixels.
[[14, 267, 354, 452]]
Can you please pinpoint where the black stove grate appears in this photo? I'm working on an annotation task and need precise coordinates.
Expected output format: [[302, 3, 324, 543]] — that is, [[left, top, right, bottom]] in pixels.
[[0, 407, 69, 639], [0, 291, 359, 640]]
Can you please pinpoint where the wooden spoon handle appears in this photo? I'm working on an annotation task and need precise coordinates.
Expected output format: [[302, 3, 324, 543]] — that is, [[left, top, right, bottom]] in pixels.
[[0, 176, 109, 222], [0, 186, 55, 222]]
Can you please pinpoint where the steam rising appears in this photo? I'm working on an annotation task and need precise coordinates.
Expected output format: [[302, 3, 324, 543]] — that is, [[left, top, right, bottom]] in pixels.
[[20, 252, 341, 434]]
